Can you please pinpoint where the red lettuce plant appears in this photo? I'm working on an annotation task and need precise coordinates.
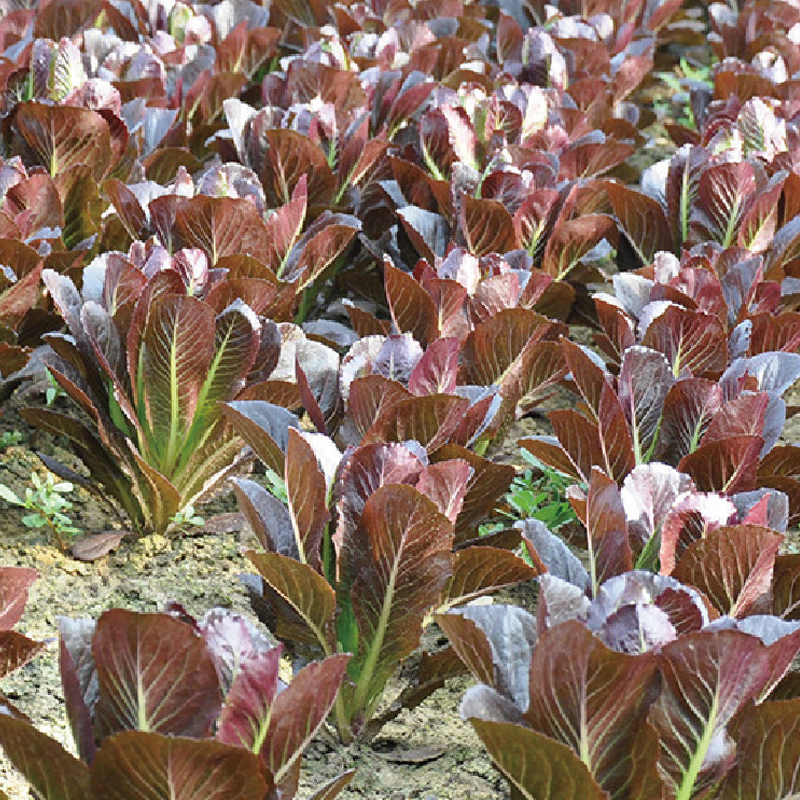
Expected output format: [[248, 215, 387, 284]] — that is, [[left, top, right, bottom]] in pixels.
[[706, 0, 800, 68], [106, 174, 362, 322], [445, 610, 800, 800], [329, 320, 567, 453], [21, 258, 286, 535], [222, 409, 535, 742], [439, 518, 800, 799], [0, 237, 65, 392], [517, 460, 790, 595], [608, 151, 790, 263], [0, 606, 353, 799], [250, 282, 568, 456], [222, 90, 390, 217], [616, 94, 800, 273], [385, 139, 619, 320]]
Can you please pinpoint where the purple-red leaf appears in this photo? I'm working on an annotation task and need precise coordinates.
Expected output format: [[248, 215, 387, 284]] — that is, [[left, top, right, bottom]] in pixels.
[[459, 308, 551, 390], [548, 411, 602, 484], [561, 339, 607, 420], [12, 102, 111, 180], [374, 394, 470, 452], [541, 215, 615, 280], [385, 260, 439, 347], [347, 485, 453, 696], [518, 435, 583, 483], [678, 435, 762, 494], [718, 698, 800, 800], [408, 339, 459, 395], [434, 612, 495, 690], [216, 646, 282, 753], [414, 460, 472, 524], [647, 630, 779, 799], [0, 631, 45, 680], [641, 305, 728, 377], [441, 547, 539, 608], [223, 400, 298, 474], [175, 196, 269, 265], [660, 378, 724, 462], [773, 555, 800, 620], [618, 346, 674, 462], [460, 196, 518, 257], [285, 429, 330, 568], [607, 182, 672, 264], [93, 609, 221, 738], [470, 719, 607, 800], [0, 567, 37, 631], [586, 468, 633, 594], [0, 714, 90, 800], [261, 129, 336, 209], [524, 621, 659, 797], [246, 551, 336, 648], [431, 444, 515, 543], [691, 162, 756, 248], [597, 383, 636, 483], [264, 654, 349, 790], [672, 525, 782, 617], [89, 732, 269, 800]]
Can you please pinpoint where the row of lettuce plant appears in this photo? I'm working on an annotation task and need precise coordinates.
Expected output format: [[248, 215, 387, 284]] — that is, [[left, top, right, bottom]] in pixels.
[[0, 0, 693, 393], [440, 6, 800, 791]]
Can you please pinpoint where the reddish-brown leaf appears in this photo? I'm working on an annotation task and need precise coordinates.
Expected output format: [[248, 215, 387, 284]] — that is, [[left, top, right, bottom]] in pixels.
[[673, 525, 782, 617]]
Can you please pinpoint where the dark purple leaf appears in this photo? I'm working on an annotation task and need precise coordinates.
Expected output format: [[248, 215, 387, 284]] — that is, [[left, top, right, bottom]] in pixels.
[[647, 630, 779, 798], [678, 435, 762, 494], [617, 347, 674, 463], [264, 655, 349, 791], [607, 182, 672, 265], [347, 485, 453, 700], [718, 699, 800, 800], [524, 621, 660, 796], [246, 551, 336, 649], [585, 468, 633, 595], [232, 477, 297, 558], [673, 525, 782, 617]]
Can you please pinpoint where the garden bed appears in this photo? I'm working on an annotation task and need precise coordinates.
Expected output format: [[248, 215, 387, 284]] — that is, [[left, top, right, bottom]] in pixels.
[[3, 0, 800, 798]]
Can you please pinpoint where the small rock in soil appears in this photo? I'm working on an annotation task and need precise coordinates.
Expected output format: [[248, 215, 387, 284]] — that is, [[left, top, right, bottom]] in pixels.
[[381, 747, 444, 765]]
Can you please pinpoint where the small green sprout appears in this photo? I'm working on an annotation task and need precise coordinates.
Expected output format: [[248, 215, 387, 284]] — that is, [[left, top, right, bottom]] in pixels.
[[0, 471, 81, 551], [481, 450, 579, 537], [0, 431, 23, 449], [263, 467, 288, 503], [168, 504, 205, 534]]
